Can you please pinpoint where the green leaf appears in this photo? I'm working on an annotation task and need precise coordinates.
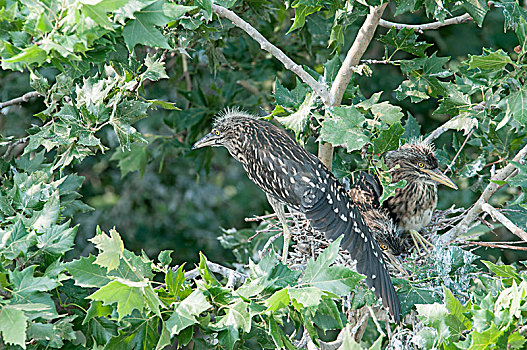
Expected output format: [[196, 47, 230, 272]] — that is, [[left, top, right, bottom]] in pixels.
[[482, 260, 521, 284], [288, 4, 319, 33], [461, 0, 489, 26], [166, 290, 211, 335], [216, 299, 252, 333], [36, 221, 77, 255], [402, 113, 421, 140], [266, 288, 290, 312], [320, 107, 369, 152], [166, 265, 185, 298], [273, 79, 308, 108], [0, 220, 36, 260], [468, 49, 513, 71], [89, 228, 124, 272], [65, 254, 112, 288], [83, 300, 113, 325], [2, 44, 47, 65], [379, 28, 432, 57], [0, 305, 27, 349], [88, 280, 146, 321], [9, 266, 59, 299], [493, 0, 527, 30], [468, 323, 502, 350], [275, 93, 315, 135], [370, 102, 404, 125], [111, 99, 150, 150], [302, 237, 364, 295], [81, 0, 130, 29], [141, 54, 169, 82], [356, 92, 382, 110], [110, 143, 149, 178], [373, 122, 404, 154], [121, 0, 172, 50], [195, 0, 212, 18], [507, 87, 527, 125], [198, 252, 221, 287], [289, 286, 325, 309], [32, 191, 60, 232]]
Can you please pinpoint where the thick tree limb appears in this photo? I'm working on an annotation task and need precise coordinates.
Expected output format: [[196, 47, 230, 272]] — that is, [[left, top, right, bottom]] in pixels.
[[441, 144, 527, 243], [211, 4, 329, 104], [481, 203, 527, 241], [378, 13, 473, 32], [318, 3, 388, 169], [329, 3, 388, 107], [0, 91, 41, 110]]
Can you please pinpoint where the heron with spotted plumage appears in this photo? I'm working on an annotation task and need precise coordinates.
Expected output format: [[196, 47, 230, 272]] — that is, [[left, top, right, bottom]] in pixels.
[[384, 140, 458, 253], [192, 109, 401, 323]]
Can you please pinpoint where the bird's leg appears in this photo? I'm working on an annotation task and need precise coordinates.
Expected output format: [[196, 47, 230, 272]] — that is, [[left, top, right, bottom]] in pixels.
[[409, 229, 434, 254], [266, 195, 291, 264]]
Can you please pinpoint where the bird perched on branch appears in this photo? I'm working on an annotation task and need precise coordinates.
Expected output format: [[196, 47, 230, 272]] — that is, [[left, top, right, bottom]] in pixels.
[[193, 109, 401, 323], [384, 140, 458, 253]]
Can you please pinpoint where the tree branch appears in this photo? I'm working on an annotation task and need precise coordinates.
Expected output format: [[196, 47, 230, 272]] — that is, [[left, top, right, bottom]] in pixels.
[[441, 144, 527, 243], [481, 203, 527, 241], [0, 91, 41, 110], [319, 3, 388, 169], [378, 13, 473, 32], [329, 3, 388, 107], [211, 4, 329, 104]]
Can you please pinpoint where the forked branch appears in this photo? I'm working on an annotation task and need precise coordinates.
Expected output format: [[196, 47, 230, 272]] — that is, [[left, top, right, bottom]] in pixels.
[[0, 91, 41, 110], [211, 4, 329, 104], [441, 144, 527, 243]]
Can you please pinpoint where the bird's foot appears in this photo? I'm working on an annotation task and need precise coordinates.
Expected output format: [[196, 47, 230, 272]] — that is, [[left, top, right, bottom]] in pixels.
[[409, 229, 434, 255]]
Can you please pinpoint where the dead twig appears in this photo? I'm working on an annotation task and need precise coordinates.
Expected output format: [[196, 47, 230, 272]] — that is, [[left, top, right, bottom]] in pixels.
[[445, 129, 474, 174], [378, 13, 473, 32], [0, 91, 41, 110]]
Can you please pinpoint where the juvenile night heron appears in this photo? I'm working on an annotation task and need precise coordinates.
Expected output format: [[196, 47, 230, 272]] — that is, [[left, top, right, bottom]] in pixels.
[[384, 140, 458, 252], [348, 172, 405, 273], [193, 109, 400, 323]]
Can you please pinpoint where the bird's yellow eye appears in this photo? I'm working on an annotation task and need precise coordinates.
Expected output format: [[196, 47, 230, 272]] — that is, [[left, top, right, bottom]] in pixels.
[[381, 244, 388, 250], [418, 162, 425, 168], [214, 130, 220, 136]]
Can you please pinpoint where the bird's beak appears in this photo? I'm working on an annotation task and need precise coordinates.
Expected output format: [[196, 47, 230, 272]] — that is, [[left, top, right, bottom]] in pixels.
[[420, 168, 458, 190], [192, 132, 220, 150]]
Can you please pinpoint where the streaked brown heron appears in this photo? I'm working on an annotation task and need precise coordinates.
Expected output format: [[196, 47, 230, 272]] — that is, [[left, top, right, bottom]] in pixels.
[[384, 140, 458, 253], [193, 109, 401, 323]]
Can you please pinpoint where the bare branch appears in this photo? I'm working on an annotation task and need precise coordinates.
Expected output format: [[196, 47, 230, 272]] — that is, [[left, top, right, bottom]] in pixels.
[[424, 125, 449, 144], [329, 3, 388, 107], [3, 138, 28, 161], [378, 13, 473, 32], [445, 129, 474, 174], [211, 4, 329, 104], [441, 143, 527, 243], [319, 3, 388, 168], [0, 91, 41, 110], [182, 261, 248, 285], [461, 241, 527, 251], [481, 203, 527, 241]]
